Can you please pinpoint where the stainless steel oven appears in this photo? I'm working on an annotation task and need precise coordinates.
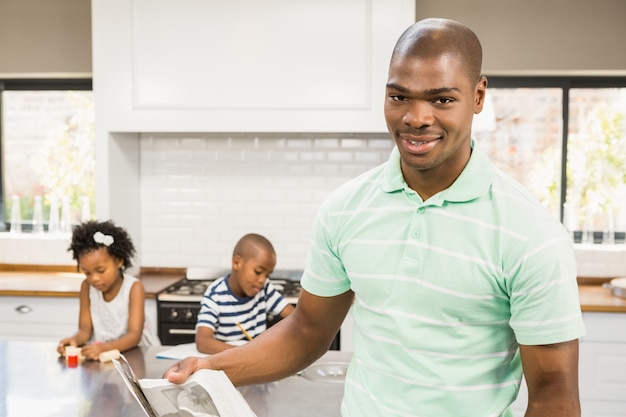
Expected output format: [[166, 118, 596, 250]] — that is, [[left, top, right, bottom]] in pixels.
[[156, 268, 340, 349]]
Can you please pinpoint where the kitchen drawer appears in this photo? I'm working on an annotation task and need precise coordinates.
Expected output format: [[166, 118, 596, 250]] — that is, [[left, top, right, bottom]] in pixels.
[[581, 312, 626, 343], [0, 322, 77, 342], [0, 296, 79, 341]]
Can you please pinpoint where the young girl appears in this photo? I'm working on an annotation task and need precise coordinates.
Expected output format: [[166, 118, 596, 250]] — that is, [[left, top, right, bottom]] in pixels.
[[57, 220, 156, 361]]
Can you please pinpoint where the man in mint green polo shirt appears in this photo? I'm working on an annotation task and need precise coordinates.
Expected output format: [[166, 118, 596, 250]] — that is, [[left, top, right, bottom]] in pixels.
[[165, 17, 585, 417]]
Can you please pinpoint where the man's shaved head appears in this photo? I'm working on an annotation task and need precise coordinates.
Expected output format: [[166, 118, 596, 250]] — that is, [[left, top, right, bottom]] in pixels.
[[391, 18, 483, 83]]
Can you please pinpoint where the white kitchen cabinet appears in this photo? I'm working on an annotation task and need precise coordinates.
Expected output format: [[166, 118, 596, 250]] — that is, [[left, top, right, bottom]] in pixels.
[[509, 376, 527, 416], [145, 298, 160, 346], [92, 0, 415, 133], [0, 296, 79, 341], [578, 312, 626, 416], [340, 306, 354, 352], [0, 296, 160, 345], [510, 312, 626, 416]]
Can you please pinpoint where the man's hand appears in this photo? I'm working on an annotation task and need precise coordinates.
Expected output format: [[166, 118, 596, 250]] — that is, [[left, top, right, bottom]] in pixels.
[[163, 356, 203, 384]]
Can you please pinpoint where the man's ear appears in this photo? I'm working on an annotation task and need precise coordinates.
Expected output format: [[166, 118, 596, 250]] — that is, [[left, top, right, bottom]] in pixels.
[[474, 75, 488, 113]]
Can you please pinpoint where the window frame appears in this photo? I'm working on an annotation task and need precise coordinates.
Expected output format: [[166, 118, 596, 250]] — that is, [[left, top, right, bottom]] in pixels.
[[485, 76, 626, 240], [0, 78, 93, 231]]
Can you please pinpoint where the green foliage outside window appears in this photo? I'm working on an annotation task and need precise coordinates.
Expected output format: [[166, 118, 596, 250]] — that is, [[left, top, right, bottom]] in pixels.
[[566, 105, 626, 233]]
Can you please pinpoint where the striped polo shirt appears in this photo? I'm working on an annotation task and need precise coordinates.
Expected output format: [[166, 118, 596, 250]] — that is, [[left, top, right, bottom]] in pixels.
[[196, 276, 290, 342], [301, 143, 585, 417]]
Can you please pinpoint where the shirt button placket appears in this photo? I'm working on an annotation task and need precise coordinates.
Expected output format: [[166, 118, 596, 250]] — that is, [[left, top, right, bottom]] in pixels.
[[411, 206, 425, 239]]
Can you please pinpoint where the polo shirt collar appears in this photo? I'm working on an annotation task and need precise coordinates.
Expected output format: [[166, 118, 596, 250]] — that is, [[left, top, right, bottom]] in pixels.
[[381, 140, 495, 203]]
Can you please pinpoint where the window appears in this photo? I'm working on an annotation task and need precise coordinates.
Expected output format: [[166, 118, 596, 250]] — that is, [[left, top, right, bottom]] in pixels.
[[0, 79, 94, 232], [473, 77, 626, 244]]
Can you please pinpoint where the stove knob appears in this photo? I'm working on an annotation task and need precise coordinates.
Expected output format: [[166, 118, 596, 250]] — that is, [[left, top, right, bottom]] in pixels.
[[184, 309, 194, 321], [169, 309, 179, 320]]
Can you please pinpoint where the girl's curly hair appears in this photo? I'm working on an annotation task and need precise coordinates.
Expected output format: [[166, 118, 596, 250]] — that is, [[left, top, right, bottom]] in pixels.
[[68, 220, 136, 270]]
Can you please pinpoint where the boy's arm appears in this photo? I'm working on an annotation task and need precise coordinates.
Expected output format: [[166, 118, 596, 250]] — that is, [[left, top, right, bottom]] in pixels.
[[279, 303, 295, 319], [195, 326, 238, 354], [165, 289, 354, 385]]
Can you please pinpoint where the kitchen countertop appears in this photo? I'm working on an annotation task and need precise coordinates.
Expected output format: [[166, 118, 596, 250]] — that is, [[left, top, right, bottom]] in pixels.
[[0, 340, 348, 417], [578, 284, 626, 312], [0, 267, 625, 312], [0, 267, 184, 299]]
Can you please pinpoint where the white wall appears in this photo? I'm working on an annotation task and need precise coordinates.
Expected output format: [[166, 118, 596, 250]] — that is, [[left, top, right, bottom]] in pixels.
[[138, 133, 393, 268], [0, 0, 91, 74], [4, 0, 626, 269], [415, 0, 626, 74], [0, 133, 394, 269], [4, 0, 626, 76]]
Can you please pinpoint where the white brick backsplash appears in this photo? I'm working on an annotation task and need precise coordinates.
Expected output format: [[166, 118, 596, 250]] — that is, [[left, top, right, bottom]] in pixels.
[[0, 233, 74, 265], [286, 138, 313, 149], [327, 151, 354, 162], [137, 132, 393, 268], [340, 138, 366, 148], [2, 132, 393, 269], [313, 138, 339, 148]]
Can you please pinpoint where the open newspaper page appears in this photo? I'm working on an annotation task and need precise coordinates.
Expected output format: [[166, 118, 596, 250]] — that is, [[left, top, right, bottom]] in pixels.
[[139, 369, 257, 417], [112, 355, 159, 417], [113, 355, 257, 417]]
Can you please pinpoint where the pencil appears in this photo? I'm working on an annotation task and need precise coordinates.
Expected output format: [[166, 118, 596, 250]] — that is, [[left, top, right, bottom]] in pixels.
[[236, 322, 253, 341]]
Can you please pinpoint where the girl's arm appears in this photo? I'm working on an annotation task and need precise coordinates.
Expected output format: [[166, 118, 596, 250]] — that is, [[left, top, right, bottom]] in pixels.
[[57, 279, 94, 355]]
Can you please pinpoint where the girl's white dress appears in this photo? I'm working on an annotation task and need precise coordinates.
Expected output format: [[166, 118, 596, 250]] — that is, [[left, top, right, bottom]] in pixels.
[[89, 273, 159, 345]]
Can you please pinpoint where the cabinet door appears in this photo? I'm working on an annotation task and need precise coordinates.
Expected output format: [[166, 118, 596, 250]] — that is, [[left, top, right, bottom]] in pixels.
[[509, 377, 527, 417], [92, 0, 415, 132], [0, 297, 79, 341], [579, 341, 626, 402], [145, 298, 161, 346], [340, 307, 354, 352], [580, 400, 626, 417], [578, 312, 626, 415]]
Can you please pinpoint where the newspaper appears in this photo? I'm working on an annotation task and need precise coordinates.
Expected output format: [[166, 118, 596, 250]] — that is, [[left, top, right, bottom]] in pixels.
[[113, 354, 257, 417]]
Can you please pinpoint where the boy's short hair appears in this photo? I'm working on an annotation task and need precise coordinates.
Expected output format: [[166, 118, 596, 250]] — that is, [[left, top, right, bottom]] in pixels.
[[233, 233, 275, 259]]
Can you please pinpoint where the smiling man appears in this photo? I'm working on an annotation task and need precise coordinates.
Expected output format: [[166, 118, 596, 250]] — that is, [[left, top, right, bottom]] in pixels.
[[165, 18, 585, 417], [384, 19, 486, 200]]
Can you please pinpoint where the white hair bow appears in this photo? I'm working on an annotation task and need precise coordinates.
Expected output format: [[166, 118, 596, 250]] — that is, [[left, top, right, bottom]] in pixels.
[[93, 231, 114, 246]]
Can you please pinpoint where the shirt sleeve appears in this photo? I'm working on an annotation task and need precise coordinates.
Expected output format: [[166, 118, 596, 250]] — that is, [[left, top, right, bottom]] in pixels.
[[301, 200, 352, 297], [195, 292, 219, 331], [264, 282, 290, 315], [507, 229, 586, 345]]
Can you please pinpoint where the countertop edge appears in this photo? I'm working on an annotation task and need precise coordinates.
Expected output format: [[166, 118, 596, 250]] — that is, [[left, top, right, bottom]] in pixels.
[[0, 266, 185, 298], [1, 269, 625, 312]]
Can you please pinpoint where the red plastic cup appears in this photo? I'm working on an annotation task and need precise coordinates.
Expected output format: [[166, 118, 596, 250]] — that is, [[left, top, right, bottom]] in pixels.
[[65, 346, 80, 368], [67, 354, 78, 367]]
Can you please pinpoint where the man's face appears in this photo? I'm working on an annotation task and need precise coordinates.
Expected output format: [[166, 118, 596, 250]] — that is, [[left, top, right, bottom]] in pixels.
[[384, 52, 485, 186]]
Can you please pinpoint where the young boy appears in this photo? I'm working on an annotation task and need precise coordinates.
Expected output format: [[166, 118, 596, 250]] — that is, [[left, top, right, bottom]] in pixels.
[[195, 233, 295, 353]]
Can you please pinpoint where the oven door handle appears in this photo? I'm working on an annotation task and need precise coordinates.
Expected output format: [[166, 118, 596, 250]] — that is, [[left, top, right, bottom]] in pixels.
[[168, 329, 197, 335]]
